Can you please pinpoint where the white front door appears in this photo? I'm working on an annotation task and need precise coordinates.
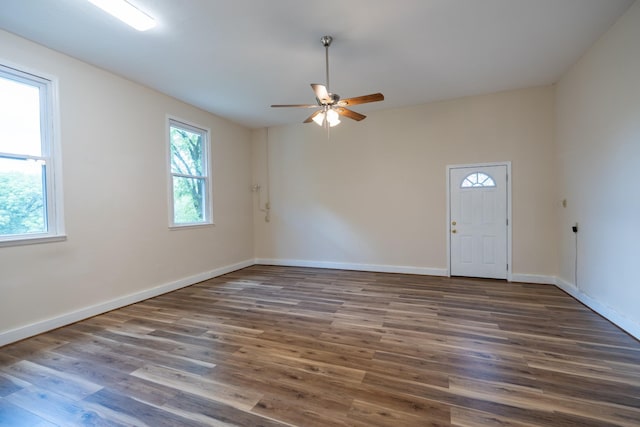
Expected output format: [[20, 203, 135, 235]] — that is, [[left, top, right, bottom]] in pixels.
[[449, 165, 508, 279]]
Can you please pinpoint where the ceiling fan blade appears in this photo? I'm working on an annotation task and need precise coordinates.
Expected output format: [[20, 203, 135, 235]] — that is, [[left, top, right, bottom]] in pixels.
[[337, 93, 384, 107], [311, 84, 331, 104], [335, 107, 366, 121], [303, 110, 323, 123], [271, 104, 318, 108]]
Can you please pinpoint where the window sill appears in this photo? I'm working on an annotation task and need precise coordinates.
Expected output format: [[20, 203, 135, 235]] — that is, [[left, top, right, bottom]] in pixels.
[[0, 234, 67, 248], [169, 222, 215, 231]]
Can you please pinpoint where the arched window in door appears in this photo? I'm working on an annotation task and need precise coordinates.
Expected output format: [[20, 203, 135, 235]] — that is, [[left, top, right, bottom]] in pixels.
[[460, 172, 496, 188]]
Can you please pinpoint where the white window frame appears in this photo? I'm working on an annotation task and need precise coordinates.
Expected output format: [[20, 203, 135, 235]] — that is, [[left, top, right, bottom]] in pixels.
[[0, 63, 65, 247], [167, 117, 213, 228]]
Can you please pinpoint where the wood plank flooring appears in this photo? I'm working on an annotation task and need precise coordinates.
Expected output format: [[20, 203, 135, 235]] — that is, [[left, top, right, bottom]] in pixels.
[[1, 265, 639, 426]]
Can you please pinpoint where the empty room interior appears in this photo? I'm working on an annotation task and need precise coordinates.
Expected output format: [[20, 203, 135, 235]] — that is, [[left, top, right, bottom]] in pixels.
[[1, 1, 639, 426]]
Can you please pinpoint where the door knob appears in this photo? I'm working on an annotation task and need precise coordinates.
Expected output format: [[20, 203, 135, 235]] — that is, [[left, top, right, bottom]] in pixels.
[[452, 221, 457, 226], [452, 229, 457, 234]]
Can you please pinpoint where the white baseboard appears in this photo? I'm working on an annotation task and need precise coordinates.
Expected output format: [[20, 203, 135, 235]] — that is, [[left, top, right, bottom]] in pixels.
[[254, 258, 448, 277], [510, 273, 556, 284], [555, 277, 640, 340], [0, 259, 254, 347]]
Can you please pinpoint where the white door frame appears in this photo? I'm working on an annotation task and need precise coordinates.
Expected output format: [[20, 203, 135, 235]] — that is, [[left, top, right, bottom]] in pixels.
[[446, 161, 512, 281]]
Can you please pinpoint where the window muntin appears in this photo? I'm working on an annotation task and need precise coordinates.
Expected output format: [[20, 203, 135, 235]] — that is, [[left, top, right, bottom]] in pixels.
[[168, 119, 211, 226], [0, 64, 63, 244], [461, 172, 496, 188]]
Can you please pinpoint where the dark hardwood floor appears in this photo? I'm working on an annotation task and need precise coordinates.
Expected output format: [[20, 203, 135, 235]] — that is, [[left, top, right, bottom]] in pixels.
[[1, 265, 639, 426]]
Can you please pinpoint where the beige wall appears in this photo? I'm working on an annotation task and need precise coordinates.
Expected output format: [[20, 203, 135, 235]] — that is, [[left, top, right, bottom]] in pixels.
[[555, 1, 640, 332], [0, 30, 254, 341], [253, 86, 557, 278]]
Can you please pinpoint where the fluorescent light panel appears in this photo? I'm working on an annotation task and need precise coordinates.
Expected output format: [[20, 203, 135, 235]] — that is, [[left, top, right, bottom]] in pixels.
[[88, 0, 156, 31]]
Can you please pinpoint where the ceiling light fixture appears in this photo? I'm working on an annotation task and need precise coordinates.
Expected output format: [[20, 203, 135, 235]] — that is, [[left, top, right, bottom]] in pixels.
[[87, 0, 156, 31], [271, 36, 384, 129]]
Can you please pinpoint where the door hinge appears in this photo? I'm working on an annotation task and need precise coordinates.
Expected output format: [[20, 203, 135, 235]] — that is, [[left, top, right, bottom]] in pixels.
[[506, 219, 508, 226], [507, 263, 509, 271]]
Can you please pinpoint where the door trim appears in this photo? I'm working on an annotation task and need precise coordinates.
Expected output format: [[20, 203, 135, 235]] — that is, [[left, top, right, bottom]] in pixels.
[[446, 161, 512, 281]]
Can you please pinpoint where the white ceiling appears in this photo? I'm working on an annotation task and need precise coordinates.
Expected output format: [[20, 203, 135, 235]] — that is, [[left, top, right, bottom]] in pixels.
[[0, 0, 634, 129]]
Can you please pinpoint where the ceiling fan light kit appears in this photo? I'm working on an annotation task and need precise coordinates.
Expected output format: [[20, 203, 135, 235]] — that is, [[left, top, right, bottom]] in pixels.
[[271, 35, 384, 128], [312, 107, 340, 127]]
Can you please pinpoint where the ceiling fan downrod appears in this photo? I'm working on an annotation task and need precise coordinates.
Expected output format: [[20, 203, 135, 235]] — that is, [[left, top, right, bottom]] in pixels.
[[321, 35, 332, 93]]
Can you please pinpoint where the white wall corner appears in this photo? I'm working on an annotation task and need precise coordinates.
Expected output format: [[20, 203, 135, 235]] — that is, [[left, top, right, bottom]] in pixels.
[[0, 259, 255, 347], [554, 277, 640, 341]]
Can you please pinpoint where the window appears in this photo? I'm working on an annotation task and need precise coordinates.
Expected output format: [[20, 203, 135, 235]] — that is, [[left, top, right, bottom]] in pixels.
[[168, 118, 211, 226], [461, 172, 496, 188], [0, 64, 63, 245]]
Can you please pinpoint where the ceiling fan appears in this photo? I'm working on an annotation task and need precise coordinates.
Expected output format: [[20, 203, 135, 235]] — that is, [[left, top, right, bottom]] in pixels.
[[271, 35, 384, 127]]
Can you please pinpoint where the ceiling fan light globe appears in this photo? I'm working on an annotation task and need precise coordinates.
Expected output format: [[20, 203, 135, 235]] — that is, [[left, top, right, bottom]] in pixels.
[[312, 112, 325, 126], [326, 108, 340, 127]]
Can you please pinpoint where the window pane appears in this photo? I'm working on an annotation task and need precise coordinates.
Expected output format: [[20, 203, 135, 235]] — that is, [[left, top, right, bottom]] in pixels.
[[170, 126, 203, 176], [173, 176, 205, 224], [461, 172, 496, 188], [0, 76, 42, 156], [0, 157, 46, 236]]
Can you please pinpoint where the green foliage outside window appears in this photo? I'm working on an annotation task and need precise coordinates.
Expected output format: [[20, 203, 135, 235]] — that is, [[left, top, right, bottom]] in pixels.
[[0, 161, 46, 236]]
